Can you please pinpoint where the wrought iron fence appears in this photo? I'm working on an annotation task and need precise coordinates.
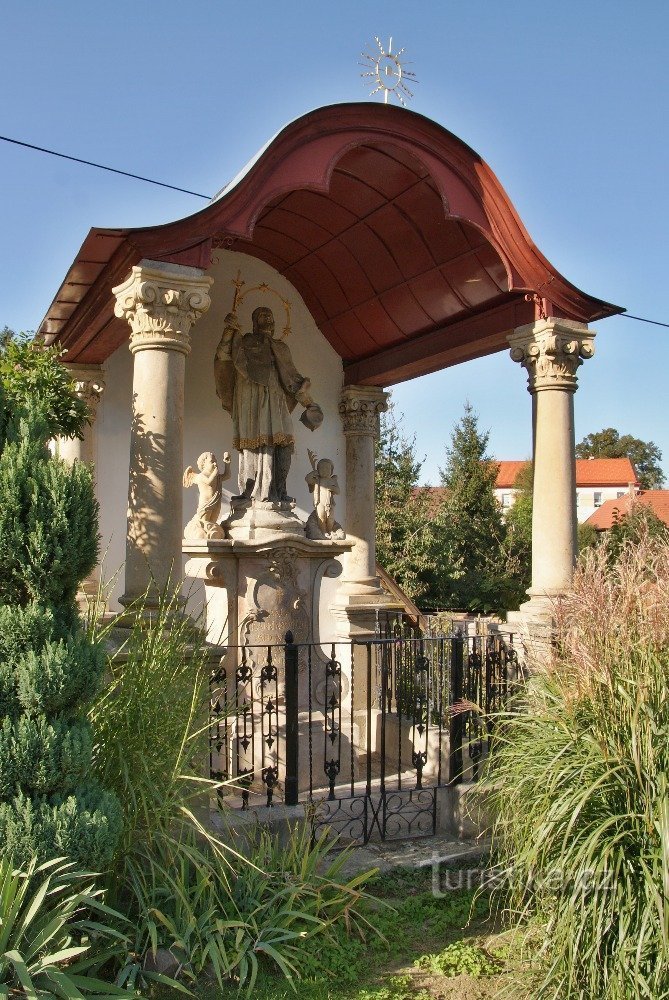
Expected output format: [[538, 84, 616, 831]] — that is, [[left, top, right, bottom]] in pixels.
[[209, 623, 518, 842]]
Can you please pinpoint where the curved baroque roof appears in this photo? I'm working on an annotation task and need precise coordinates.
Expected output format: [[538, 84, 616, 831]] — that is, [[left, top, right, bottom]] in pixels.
[[39, 103, 621, 386]]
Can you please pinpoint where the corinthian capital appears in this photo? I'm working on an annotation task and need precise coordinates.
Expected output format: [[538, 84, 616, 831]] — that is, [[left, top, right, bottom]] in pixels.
[[339, 385, 389, 438], [508, 318, 595, 393], [64, 364, 105, 419], [113, 260, 213, 355]]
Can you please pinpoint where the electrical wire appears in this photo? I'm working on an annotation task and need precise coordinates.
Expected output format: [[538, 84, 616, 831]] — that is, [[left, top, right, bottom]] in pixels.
[[0, 134, 211, 200], [622, 314, 669, 330]]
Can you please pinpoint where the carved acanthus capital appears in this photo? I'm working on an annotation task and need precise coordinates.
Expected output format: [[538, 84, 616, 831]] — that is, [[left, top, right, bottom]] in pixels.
[[339, 385, 389, 438], [64, 364, 105, 419], [508, 318, 595, 393], [113, 261, 213, 355]]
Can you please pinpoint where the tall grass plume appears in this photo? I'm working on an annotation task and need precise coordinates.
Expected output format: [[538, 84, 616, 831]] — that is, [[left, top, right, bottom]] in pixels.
[[490, 531, 669, 998]]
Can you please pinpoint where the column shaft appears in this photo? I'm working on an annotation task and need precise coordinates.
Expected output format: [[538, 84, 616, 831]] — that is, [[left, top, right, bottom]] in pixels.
[[508, 317, 595, 615], [124, 346, 187, 605], [338, 385, 388, 600], [113, 260, 212, 611], [531, 388, 577, 594]]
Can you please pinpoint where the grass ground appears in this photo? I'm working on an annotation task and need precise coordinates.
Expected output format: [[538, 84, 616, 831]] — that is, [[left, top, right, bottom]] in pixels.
[[155, 862, 530, 999]]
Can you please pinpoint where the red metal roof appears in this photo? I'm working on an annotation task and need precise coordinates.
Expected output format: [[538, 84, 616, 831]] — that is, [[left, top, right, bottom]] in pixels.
[[495, 458, 638, 489], [37, 103, 622, 386], [586, 491, 669, 530]]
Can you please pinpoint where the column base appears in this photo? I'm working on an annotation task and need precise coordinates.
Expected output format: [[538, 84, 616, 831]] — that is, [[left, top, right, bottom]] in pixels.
[[506, 593, 558, 668], [336, 574, 389, 599], [116, 589, 187, 630], [330, 598, 402, 641]]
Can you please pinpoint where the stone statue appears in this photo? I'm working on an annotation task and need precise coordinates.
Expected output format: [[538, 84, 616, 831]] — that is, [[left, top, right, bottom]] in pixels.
[[305, 450, 345, 540], [183, 451, 231, 540], [214, 306, 322, 504]]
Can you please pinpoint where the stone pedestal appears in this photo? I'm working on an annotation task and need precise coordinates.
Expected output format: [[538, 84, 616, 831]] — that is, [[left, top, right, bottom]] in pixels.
[[183, 535, 353, 655], [507, 318, 595, 661]]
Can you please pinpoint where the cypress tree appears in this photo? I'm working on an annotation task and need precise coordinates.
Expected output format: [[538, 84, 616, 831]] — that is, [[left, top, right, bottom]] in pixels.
[[375, 403, 434, 602], [428, 403, 514, 614], [0, 346, 121, 869]]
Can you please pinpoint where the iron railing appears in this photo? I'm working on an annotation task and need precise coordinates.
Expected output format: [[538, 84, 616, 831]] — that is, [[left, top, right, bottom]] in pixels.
[[209, 622, 518, 840]]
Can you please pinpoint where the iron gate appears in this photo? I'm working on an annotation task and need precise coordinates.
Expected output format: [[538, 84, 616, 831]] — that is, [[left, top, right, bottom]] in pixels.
[[209, 625, 518, 843]]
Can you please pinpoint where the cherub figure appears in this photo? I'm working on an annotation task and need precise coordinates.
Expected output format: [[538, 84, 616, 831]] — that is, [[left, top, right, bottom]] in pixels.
[[183, 451, 231, 540], [305, 450, 345, 540]]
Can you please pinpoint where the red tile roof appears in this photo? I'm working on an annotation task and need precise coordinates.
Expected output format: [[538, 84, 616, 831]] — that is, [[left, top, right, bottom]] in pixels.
[[495, 461, 528, 488], [495, 458, 639, 489], [585, 491, 669, 530]]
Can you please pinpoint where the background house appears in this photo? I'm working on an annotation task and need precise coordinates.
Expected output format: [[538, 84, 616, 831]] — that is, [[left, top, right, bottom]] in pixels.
[[494, 458, 639, 523], [585, 490, 669, 531]]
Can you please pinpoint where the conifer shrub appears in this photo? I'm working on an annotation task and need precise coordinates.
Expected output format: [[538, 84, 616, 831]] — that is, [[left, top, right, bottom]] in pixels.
[[0, 358, 121, 870]]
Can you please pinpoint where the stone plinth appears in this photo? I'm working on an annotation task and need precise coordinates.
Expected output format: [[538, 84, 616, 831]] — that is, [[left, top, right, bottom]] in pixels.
[[223, 497, 304, 541], [184, 535, 353, 653]]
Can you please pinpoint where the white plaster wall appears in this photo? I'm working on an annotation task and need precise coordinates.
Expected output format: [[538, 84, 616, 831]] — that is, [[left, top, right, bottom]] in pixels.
[[577, 485, 629, 523], [95, 250, 346, 632], [497, 484, 631, 524], [95, 340, 133, 607]]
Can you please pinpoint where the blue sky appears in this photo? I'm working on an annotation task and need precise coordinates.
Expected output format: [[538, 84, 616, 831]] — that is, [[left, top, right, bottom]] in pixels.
[[1, 1, 667, 483]]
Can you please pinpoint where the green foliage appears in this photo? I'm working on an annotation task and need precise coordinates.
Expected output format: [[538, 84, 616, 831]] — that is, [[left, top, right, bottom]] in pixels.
[[0, 352, 121, 871], [488, 536, 669, 998], [0, 855, 133, 999], [375, 403, 434, 602], [577, 520, 599, 553], [426, 403, 517, 614], [89, 590, 376, 994], [414, 940, 498, 978], [118, 822, 376, 994], [503, 461, 533, 606], [0, 336, 88, 441], [89, 586, 210, 862], [604, 500, 669, 563], [576, 426, 665, 489], [0, 424, 98, 609]]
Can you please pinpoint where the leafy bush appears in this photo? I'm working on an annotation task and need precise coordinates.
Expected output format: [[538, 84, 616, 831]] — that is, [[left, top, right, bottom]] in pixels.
[[414, 940, 498, 978], [489, 534, 669, 998], [0, 364, 121, 870], [0, 339, 88, 440], [118, 822, 375, 993], [0, 855, 131, 999]]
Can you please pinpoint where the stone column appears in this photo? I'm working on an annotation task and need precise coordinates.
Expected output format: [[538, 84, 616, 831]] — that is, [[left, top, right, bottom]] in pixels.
[[338, 385, 389, 600], [508, 318, 595, 624], [112, 260, 212, 613], [57, 365, 105, 467], [57, 365, 105, 607]]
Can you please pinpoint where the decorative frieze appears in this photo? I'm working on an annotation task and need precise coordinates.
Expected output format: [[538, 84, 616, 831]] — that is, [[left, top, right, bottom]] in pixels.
[[113, 262, 212, 355], [338, 385, 389, 438], [508, 318, 595, 393]]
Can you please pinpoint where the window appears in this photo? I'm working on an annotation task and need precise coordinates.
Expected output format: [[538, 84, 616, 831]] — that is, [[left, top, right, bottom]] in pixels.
[[501, 493, 513, 508], [617, 491, 625, 499], [594, 491, 603, 508]]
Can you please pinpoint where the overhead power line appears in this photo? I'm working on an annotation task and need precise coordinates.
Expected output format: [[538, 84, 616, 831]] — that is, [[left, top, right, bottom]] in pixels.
[[623, 314, 669, 330], [0, 133, 211, 199]]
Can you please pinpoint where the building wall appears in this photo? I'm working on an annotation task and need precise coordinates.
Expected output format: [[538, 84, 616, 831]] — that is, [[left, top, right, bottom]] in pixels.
[[95, 249, 346, 625], [494, 485, 630, 524]]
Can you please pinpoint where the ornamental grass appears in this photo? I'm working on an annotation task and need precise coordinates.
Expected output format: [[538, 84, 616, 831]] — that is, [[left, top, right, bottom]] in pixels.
[[490, 531, 669, 999]]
